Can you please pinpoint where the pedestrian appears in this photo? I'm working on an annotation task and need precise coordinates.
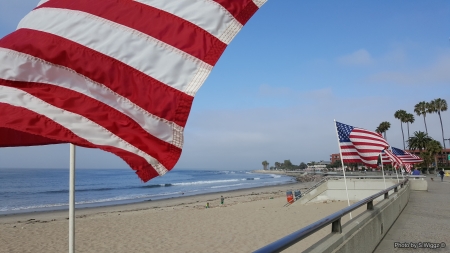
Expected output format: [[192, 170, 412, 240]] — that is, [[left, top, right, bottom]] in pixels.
[[439, 169, 445, 182], [220, 195, 224, 205], [206, 202, 209, 208]]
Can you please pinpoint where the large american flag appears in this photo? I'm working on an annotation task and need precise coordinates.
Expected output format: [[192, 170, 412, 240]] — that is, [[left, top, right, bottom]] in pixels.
[[0, 0, 266, 182], [336, 121, 389, 168], [391, 147, 423, 164]]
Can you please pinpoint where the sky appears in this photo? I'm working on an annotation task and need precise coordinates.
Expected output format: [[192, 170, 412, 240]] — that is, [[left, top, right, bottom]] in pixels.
[[0, 1, 449, 171]]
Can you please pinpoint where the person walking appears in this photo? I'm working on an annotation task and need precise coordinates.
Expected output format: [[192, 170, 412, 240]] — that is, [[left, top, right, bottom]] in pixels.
[[439, 169, 445, 182], [220, 196, 224, 205]]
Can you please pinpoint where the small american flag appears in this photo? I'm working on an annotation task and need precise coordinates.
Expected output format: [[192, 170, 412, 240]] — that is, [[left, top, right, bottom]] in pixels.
[[336, 121, 389, 168], [391, 147, 423, 164], [404, 164, 413, 173], [383, 149, 403, 169], [0, 0, 266, 182]]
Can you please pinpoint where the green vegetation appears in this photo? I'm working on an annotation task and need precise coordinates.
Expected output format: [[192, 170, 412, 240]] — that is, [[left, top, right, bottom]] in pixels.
[[376, 121, 391, 140], [394, 109, 407, 149], [263, 160, 319, 171]]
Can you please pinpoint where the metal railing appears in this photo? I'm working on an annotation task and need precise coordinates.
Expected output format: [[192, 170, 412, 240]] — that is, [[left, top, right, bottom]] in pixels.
[[254, 178, 409, 253]]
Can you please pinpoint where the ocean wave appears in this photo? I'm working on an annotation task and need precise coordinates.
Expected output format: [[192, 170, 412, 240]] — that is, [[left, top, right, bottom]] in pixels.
[[172, 179, 240, 186], [210, 183, 245, 189]]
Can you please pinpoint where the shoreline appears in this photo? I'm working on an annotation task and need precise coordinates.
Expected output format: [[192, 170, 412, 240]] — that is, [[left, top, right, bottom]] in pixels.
[[0, 177, 368, 253], [0, 170, 296, 218], [0, 180, 313, 224]]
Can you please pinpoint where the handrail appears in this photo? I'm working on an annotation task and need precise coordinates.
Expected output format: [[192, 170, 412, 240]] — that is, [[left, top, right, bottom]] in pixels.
[[254, 178, 409, 253]]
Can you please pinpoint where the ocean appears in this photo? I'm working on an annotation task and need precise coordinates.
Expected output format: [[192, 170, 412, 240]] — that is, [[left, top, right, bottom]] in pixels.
[[0, 168, 294, 214]]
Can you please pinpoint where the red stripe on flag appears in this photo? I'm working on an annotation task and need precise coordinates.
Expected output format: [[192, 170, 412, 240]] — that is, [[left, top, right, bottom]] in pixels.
[[0, 101, 160, 182], [1, 80, 181, 170], [36, 0, 227, 66], [215, 0, 259, 25], [0, 29, 193, 127]]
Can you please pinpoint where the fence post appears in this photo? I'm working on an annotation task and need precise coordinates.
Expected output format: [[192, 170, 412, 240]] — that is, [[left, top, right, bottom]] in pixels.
[[331, 218, 342, 233], [367, 200, 374, 210]]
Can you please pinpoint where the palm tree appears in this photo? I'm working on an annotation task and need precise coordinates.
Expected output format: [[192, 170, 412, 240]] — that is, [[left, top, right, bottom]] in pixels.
[[414, 101, 430, 134], [380, 121, 391, 140], [407, 131, 433, 151], [426, 140, 443, 171], [394, 110, 407, 149], [376, 121, 391, 140], [404, 113, 415, 139], [262, 160, 269, 170], [429, 98, 448, 151]]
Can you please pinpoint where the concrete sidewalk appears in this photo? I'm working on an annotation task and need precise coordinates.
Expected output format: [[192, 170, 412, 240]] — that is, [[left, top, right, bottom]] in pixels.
[[374, 176, 450, 253]]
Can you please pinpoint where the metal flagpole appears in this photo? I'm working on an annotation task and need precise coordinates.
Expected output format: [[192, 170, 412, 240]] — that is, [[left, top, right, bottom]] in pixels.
[[380, 153, 387, 189], [69, 144, 76, 253], [334, 120, 352, 219], [394, 163, 400, 183]]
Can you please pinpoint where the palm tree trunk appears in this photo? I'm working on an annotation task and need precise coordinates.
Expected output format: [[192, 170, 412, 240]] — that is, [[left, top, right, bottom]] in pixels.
[[423, 115, 428, 134], [400, 122, 405, 150], [438, 112, 447, 167], [407, 123, 410, 139]]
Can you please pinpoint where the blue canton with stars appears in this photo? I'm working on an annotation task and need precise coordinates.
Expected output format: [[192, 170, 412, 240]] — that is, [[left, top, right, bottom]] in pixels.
[[391, 147, 406, 155], [336, 122, 354, 142]]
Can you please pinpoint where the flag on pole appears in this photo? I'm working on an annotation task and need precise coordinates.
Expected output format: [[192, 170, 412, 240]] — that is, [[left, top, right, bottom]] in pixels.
[[0, 0, 267, 182], [404, 164, 413, 173], [380, 151, 391, 165], [391, 147, 423, 164], [383, 149, 403, 169], [336, 121, 389, 168]]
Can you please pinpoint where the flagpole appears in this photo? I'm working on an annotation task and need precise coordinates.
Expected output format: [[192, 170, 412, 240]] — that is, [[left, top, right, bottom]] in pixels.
[[69, 143, 75, 253], [394, 163, 400, 183], [334, 119, 352, 219], [380, 153, 387, 189]]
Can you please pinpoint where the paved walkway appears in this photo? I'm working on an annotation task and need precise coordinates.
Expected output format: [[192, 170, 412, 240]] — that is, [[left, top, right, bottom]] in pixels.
[[374, 176, 450, 253]]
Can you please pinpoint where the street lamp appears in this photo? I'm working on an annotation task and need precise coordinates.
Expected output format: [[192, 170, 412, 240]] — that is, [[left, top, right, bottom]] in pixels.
[[445, 138, 450, 166]]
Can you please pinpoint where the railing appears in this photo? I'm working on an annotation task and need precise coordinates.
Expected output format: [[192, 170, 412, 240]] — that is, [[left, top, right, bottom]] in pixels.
[[254, 178, 409, 253]]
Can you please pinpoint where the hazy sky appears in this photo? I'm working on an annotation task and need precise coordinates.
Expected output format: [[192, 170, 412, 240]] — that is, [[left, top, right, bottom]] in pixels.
[[0, 1, 449, 171]]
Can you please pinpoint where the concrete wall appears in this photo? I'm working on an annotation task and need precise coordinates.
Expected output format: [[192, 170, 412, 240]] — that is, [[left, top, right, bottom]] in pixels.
[[303, 182, 410, 253], [306, 179, 399, 203], [297, 180, 329, 204]]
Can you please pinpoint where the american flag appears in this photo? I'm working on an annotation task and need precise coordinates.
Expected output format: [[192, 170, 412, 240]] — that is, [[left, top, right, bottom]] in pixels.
[[380, 150, 391, 165], [336, 121, 389, 168], [391, 147, 423, 164], [404, 164, 413, 173], [0, 0, 266, 182], [383, 149, 403, 169]]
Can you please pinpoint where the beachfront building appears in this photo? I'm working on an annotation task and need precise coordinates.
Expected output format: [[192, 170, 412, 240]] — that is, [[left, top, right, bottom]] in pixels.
[[406, 148, 450, 166], [330, 153, 340, 164], [305, 161, 330, 171]]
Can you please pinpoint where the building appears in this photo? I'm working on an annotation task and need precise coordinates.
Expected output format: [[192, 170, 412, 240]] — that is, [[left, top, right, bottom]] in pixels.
[[330, 153, 340, 164], [306, 160, 331, 171], [406, 149, 450, 165]]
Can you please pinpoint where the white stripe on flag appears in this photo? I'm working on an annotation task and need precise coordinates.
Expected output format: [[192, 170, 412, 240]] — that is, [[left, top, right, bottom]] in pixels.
[[0, 48, 183, 148], [253, 0, 268, 8], [18, 8, 212, 95], [135, 0, 243, 44], [36, 0, 49, 7], [0, 85, 168, 176]]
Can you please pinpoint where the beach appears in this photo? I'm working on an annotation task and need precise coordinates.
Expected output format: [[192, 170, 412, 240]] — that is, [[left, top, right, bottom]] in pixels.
[[0, 181, 367, 253]]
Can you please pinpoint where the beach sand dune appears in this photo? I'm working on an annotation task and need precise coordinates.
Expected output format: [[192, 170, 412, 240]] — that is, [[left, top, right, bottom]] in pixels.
[[0, 183, 366, 253]]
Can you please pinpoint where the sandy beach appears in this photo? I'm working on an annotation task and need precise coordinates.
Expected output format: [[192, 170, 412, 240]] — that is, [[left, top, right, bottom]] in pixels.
[[0, 181, 366, 253]]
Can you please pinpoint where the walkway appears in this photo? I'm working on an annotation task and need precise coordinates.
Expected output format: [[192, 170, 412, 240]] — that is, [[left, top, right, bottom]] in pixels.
[[374, 176, 450, 253]]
